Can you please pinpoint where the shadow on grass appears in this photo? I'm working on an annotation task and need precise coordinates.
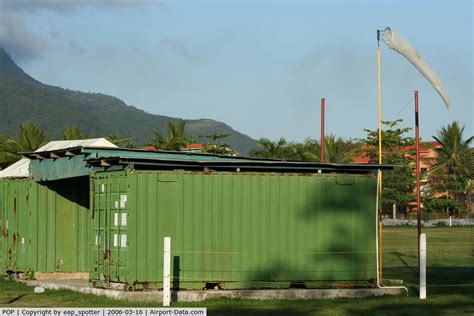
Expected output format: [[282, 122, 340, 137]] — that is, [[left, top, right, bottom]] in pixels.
[[208, 306, 301, 316], [342, 297, 474, 316], [202, 295, 474, 316], [384, 265, 474, 295], [393, 252, 417, 273], [2, 295, 27, 304]]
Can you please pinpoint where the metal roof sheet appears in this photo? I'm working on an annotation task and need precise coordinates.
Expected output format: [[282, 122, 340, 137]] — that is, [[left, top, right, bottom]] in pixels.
[[26, 145, 396, 181], [0, 138, 117, 178]]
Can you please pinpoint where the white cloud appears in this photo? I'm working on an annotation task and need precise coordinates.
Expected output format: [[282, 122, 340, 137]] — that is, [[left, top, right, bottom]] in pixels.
[[0, 0, 159, 61]]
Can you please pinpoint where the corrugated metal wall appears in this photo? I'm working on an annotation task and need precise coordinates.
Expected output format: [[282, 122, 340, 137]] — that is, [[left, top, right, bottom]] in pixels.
[[0, 179, 29, 272], [0, 177, 90, 274], [91, 170, 377, 290]]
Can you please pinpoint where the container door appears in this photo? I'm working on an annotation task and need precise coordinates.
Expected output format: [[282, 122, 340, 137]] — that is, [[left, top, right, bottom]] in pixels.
[[92, 177, 110, 283], [109, 174, 129, 283], [92, 173, 129, 285]]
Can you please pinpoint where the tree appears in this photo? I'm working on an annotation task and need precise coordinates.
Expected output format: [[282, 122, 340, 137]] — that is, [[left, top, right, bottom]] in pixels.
[[0, 122, 47, 169], [201, 134, 237, 155], [166, 120, 186, 139], [298, 138, 320, 162], [148, 120, 191, 150], [250, 135, 356, 162], [63, 126, 91, 140], [249, 138, 291, 159], [0, 134, 20, 169], [359, 119, 416, 215], [105, 135, 138, 148], [427, 122, 473, 216], [322, 134, 358, 163], [431, 121, 473, 179]]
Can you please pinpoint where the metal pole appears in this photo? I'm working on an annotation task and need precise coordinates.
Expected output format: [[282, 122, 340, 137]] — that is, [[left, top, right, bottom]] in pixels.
[[377, 41, 383, 169], [377, 31, 383, 280], [415, 90, 421, 258], [321, 97, 325, 162], [163, 237, 171, 306], [419, 233, 427, 299]]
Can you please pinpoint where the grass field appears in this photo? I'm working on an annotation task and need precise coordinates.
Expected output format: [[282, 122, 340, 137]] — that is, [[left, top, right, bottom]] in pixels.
[[382, 226, 474, 294], [1, 226, 473, 315]]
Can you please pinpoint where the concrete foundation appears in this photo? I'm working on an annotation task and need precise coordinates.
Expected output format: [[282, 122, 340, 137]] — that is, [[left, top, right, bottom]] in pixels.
[[35, 273, 89, 280], [22, 280, 406, 302]]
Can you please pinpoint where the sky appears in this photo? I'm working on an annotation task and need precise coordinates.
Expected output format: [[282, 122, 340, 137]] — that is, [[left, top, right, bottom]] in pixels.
[[0, 0, 472, 143]]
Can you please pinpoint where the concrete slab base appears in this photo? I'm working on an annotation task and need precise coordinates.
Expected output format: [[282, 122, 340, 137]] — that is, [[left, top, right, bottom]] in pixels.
[[22, 280, 406, 303], [35, 273, 89, 280]]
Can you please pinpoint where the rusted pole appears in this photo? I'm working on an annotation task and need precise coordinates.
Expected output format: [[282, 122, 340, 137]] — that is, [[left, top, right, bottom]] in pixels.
[[321, 97, 325, 162], [415, 90, 421, 259]]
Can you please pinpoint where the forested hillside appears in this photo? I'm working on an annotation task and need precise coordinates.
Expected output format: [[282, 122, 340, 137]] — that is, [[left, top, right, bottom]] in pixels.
[[0, 47, 257, 154]]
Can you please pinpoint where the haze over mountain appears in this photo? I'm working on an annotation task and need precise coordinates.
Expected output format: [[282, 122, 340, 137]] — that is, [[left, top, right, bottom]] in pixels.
[[0, 47, 257, 154]]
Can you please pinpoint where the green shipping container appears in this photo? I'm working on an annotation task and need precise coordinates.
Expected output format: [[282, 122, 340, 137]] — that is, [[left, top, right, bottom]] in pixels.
[[0, 177, 90, 275], [90, 170, 377, 290]]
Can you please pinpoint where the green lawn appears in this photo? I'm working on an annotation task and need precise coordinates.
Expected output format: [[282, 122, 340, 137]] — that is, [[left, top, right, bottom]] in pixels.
[[382, 226, 474, 294], [0, 226, 472, 315]]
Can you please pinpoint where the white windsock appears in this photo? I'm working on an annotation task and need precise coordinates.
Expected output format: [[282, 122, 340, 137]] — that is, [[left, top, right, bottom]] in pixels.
[[383, 27, 451, 108]]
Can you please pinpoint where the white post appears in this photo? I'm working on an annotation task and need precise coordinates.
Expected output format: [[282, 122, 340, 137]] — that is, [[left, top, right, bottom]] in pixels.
[[419, 233, 427, 299], [449, 216, 452, 227], [163, 237, 171, 306]]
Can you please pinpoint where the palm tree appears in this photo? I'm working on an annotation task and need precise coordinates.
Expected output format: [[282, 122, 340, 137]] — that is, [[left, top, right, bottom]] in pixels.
[[149, 120, 190, 150], [429, 121, 473, 215], [166, 121, 186, 139], [250, 135, 356, 162], [105, 135, 137, 148], [0, 134, 21, 169], [16, 122, 47, 152], [297, 135, 355, 163], [432, 121, 473, 179], [63, 126, 91, 140], [299, 138, 320, 162], [250, 138, 289, 159], [0, 122, 47, 169], [323, 134, 356, 163]]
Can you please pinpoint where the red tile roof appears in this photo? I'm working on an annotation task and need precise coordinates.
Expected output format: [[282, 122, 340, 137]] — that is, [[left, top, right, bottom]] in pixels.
[[185, 143, 205, 149], [351, 141, 442, 165], [142, 145, 159, 151]]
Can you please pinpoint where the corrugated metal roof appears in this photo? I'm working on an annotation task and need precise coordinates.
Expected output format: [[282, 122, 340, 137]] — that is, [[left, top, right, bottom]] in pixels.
[[36, 138, 117, 151], [25, 145, 396, 181], [88, 156, 397, 174], [0, 138, 117, 178], [0, 159, 31, 178]]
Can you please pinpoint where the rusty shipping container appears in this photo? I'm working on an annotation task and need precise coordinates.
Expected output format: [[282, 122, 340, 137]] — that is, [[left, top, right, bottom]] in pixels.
[[90, 170, 378, 290], [0, 177, 90, 275]]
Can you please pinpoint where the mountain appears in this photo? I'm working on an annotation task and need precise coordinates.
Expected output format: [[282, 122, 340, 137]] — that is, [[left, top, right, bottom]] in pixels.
[[0, 47, 257, 154]]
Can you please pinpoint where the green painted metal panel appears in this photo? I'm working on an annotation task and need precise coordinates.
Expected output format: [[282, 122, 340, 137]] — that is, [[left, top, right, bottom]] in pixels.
[[91, 170, 377, 290], [0, 178, 29, 272], [30, 155, 91, 182], [29, 148, 265, 181], [0, 177, 90, 274], [91, 172, 129, 286], [0, 180, 3, 268]]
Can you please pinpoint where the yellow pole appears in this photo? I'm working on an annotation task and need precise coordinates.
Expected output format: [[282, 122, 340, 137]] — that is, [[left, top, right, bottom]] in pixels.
[[377, 46, 383, 281]]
